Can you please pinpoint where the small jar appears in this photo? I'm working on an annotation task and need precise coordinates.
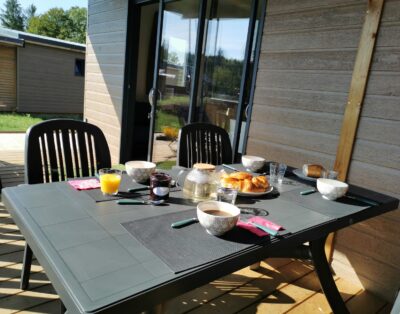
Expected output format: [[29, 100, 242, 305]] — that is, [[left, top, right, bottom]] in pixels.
[[183, 163, 217, 202]]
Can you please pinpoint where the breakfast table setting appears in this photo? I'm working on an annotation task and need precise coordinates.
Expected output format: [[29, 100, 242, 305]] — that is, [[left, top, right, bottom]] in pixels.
[[2, 156, 398, 314]]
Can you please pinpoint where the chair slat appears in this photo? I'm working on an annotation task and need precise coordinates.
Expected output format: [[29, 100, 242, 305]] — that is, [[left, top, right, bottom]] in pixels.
[[77, 130, 89, 177], [71, 130, 81, 177], [39, 135, 50, 183], [87, 134, 95, 176], [55, 130, 66, 181], [61, 129, 74, 179]]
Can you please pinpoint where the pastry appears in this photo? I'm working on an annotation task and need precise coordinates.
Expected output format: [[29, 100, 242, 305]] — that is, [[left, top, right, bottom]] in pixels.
[[229, 171, 253, 180], [252, 176, 269, 189], [220, 172, 269, 193], [303, 164, 325, 178]]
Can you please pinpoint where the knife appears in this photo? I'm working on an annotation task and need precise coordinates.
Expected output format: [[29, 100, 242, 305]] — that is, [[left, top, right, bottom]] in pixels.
[[222, 164, 239, 172]]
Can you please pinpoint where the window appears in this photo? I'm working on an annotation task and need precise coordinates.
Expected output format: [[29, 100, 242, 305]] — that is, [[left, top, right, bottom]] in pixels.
[[75, 59, 85, 76]]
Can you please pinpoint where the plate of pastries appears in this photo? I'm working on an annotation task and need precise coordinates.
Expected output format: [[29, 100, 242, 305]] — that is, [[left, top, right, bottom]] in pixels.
[[292, 164, 325, 182], [220, 171, 273, 196]]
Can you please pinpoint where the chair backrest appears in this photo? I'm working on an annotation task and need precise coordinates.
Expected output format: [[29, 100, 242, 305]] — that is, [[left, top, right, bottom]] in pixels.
[[177, 123, 233, 168], [25, 119, 111, 184]]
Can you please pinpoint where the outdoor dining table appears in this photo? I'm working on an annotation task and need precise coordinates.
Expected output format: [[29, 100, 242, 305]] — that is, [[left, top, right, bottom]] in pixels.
[[2, 164, 398, 314]]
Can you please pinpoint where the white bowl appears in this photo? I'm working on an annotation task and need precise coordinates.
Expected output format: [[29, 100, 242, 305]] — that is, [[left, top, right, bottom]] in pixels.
[[125, 161, 156, 183], [317, 178, 349, 201], [197, 201, 240, 236], [241, 155, 266, 172]]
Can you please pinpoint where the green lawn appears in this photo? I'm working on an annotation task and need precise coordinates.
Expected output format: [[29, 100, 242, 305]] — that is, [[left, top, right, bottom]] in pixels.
[[0, 110, 180, 134], [0, 113, 83, 132], [155, 111, 182, 132]]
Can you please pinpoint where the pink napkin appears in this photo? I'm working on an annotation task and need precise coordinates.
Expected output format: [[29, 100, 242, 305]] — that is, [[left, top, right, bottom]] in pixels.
[[237, 217, 284, 237], [246, 216, 283, 231], [237, 220, 269, 237], [68, 179, 100, 190]]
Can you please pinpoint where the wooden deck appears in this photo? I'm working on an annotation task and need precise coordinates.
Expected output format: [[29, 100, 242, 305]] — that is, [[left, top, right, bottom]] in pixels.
[[0, 157, 393, 313]]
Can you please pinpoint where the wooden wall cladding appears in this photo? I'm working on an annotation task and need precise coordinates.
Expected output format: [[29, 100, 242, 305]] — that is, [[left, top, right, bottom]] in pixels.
[[84, 0, 128, 164], [248, 0, 400, 302], [17, 44, 84, 114], [0, 45, 17, 111]]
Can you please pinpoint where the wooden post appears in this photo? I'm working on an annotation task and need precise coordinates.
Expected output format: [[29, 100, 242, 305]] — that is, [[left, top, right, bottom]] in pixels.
[[326, 0, 385, 261]]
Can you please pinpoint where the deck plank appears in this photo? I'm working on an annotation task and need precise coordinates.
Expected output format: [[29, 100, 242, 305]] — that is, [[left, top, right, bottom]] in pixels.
[[15, 300, 60, 314], [238, 271, 323, 313], [286, 278, 362, 313], [186, 261, 314, 313], [164, 259, 293, 314], [346, 290, 388, 314]]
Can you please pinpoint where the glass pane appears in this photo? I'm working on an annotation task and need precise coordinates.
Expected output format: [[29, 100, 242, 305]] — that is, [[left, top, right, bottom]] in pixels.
[[196, 0, 252, 148], [152, 1, 199, 164]]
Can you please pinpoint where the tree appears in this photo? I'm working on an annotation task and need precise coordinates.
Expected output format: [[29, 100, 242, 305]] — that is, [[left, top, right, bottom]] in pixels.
[[24, 4, 36, 24], [27, 8, 70, 40], [0, 0, 25, 31], [66, 7, 87, 43], [26, 7, 87, 44]]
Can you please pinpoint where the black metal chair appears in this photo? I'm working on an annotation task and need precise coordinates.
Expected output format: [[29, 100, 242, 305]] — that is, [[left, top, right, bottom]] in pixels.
[[21, 119, 111, 290], [177, 123, 233, 168]]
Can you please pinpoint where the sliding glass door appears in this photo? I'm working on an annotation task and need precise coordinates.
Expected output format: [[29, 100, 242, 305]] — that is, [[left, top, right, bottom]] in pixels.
[[123, 0, 264, 164]]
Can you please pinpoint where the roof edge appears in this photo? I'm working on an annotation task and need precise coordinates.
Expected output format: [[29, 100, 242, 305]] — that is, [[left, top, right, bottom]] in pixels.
[[20, 33, 85, 52], [0, 36, 24, 47]]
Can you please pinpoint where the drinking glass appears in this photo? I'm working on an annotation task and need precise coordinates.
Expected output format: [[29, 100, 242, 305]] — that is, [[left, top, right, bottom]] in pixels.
[[323, 170, 338, 180], [99, 169, 122, 195], [270, 162, 287, 184], [217, 187, 238, 205], [269, 162, 279, 184], [277, 163, 287, 184]]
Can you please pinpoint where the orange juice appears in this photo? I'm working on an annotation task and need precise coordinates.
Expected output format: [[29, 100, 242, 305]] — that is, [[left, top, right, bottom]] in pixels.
[[99, 171, 121, 195]]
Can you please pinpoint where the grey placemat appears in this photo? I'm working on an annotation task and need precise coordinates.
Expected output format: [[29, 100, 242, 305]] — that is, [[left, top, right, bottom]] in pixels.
[[122, 209, 272, 274], [279, 187, 370, 218]]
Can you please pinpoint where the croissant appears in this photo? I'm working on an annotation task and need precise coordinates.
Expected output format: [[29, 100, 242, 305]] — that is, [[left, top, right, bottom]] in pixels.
[[229, 171, 253, 180], [252, 176, 269, 189]]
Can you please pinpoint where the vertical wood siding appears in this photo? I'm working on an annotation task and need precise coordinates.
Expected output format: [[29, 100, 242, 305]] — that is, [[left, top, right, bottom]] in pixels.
[[248, 0, 400, 302], [17, 43, 84, 114], [0, 45, 17, 111], [84, 0, 129, 164]]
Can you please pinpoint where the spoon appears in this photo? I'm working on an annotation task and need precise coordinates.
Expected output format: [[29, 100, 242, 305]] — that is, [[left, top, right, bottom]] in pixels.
[[116, 199, 165, 205]]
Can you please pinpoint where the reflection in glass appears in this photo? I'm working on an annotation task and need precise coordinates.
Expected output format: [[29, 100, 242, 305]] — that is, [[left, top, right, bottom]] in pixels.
[[152, 1, 199, 163], [196, 0, 252, 146]]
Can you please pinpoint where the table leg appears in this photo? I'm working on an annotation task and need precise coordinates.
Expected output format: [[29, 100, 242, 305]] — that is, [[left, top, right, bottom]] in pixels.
[[60, 300, 66, 313], [309, 236, 350, 314], [20, 244, 33, 290]]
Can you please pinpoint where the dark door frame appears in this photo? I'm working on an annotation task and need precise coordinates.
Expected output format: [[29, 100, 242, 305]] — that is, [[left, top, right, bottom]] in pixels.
[[120, 0, 267, 163]]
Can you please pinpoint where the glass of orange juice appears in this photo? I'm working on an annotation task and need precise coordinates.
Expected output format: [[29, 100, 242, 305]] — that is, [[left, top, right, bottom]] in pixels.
[[99, 169, 122, 195]]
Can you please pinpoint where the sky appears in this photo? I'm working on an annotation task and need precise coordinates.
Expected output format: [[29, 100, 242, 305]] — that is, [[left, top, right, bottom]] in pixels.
[[0, 0, 87, 14]]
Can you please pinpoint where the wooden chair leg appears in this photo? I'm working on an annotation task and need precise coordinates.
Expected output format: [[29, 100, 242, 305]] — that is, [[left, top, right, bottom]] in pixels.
[[20, 243, 33, 290]]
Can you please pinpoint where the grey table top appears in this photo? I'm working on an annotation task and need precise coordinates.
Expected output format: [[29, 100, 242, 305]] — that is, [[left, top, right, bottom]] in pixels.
[[2, 165, 398, 313]]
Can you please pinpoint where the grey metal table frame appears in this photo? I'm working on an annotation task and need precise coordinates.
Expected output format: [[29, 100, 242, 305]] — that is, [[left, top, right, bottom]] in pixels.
[[2, 167, 398, 314]]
